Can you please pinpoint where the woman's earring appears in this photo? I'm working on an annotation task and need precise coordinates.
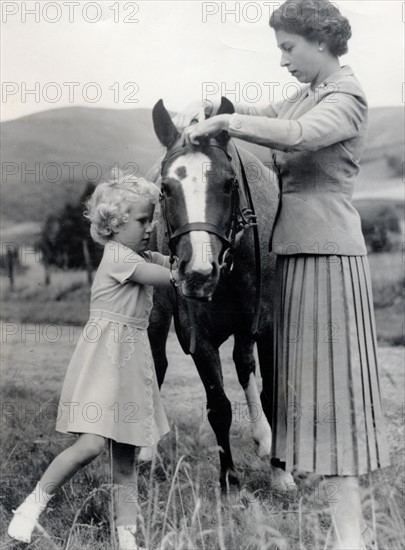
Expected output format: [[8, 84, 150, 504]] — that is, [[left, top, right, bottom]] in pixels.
[[319, 47, 323, 51]]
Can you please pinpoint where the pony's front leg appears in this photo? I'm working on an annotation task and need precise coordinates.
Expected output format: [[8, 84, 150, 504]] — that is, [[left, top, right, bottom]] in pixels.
[[233, 336, 272, 457], [257, 334, 297, 492], [192, 348, 240, 495]]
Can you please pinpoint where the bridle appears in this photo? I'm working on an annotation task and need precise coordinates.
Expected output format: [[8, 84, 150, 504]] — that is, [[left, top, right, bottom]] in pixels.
[[158, 139, 262, 353], [159, 140, 252, 275]]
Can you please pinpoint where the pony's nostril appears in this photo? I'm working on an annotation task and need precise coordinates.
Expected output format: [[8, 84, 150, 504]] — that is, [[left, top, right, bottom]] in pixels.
[[177, 260, 187, 277]]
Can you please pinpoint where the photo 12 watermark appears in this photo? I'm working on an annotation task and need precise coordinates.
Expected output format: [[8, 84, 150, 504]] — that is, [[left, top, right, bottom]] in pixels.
[[1, 1, 140, 24], [2, 82, 140, 105], [1, 161, 141, 184], [1, 320, 141, 345], [201, 1, 340, 24], [201, 80, 340, 104]]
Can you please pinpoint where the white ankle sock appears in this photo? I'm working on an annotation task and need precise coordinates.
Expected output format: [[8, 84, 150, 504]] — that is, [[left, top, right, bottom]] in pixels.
[[24, 483, 54, 517]]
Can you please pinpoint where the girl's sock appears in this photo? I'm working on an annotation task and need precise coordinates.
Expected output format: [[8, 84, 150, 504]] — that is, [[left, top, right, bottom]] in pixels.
[[8, 483, 54, 543], [116, 524, 140, 550]]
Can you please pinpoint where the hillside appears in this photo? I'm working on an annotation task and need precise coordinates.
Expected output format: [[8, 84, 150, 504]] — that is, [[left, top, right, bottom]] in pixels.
[[0, 107, 165, 224], [1, 105, 403, 223]]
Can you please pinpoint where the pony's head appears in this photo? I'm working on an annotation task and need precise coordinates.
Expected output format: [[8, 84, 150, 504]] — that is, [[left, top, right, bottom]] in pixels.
[[153, 98, 238, 301]]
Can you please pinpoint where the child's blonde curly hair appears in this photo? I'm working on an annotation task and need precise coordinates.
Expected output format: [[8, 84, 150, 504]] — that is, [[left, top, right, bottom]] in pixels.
[[84, 173, 160, 245]]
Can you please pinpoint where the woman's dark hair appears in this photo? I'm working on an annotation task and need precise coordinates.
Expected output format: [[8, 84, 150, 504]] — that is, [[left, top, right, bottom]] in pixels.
[[269, 0, 351, 56]]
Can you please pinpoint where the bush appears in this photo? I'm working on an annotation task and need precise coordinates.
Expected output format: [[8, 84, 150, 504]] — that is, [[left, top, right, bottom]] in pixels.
[[358, 204, 401, 253], [385, 148, 403, 178], [38, 182, 103, 270]]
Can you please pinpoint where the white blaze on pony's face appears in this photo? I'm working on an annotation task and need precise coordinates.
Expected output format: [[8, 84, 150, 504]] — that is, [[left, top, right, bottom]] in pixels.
[[167, 152, 216, 276], [152, 98, 236, 299]]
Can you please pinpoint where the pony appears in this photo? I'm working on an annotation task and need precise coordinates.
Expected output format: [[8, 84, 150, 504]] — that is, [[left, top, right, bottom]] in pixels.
[[146, 97, 280, 492]]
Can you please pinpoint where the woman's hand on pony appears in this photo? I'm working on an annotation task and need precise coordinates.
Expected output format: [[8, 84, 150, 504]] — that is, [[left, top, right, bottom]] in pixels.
[[181, 115, 231, 145], [172, 100, 215, 130]]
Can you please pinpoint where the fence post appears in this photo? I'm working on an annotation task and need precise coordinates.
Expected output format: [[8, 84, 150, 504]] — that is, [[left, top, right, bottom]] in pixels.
[[7, 248, 15, 290], [44, 261, 51, 286], [82, 240, 93, 284]]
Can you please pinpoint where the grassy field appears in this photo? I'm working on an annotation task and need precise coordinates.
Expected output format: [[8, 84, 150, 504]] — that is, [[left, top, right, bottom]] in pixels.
[[367, 252, 404, 346], [0, 247, 404, 548], [1, 250, 403, 345], [0, 321, 404, 550]]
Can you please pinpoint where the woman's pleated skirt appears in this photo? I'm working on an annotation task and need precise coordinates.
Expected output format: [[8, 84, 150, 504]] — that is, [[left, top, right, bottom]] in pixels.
[[271, 255, 391, 476]]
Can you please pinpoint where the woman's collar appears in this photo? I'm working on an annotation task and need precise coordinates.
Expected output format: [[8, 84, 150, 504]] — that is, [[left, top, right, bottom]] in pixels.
[[312, 65, 353, 89], [308, 65, 354, 94]]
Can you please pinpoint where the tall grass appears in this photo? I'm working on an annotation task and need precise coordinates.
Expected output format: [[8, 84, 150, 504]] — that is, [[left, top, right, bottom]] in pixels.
[[0, 251, 404, 547], [0, 387, 403, 550]]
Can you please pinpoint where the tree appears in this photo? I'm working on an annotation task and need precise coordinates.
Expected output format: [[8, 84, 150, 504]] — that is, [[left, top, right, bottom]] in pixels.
[[360, 204, 401, 253], [39, 182, 102, 272]]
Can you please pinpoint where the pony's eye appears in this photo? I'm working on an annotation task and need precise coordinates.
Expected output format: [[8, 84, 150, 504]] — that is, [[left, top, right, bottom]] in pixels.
[[161, 181, 172, 196]]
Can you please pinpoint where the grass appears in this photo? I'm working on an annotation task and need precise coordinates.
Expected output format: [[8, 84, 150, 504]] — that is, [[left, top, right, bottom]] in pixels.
[[368, 252, 405, 346], [1, 251, 403, 344], [0, 246, 403, 547], [1, 411, 404, 549], [0, 263, 91, 325], [0, 323, 404, 549]]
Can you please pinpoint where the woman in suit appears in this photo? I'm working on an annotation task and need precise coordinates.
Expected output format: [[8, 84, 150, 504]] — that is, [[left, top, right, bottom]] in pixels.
[[177, 1, 390, 548]]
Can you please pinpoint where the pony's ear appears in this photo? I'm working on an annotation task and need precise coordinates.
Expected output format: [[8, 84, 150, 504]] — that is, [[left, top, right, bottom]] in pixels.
[[215, 96, 235, 147], [152, 99, 180, 149], [217, 96, 235, 116]]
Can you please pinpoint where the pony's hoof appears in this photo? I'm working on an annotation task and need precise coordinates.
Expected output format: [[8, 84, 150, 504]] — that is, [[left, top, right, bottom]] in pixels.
[[252, 418, 272, 457], [220, 470, 241, 504], [253, 432, 272, 457], [220, 487, 243, 507], [270, 465, 297, 494]]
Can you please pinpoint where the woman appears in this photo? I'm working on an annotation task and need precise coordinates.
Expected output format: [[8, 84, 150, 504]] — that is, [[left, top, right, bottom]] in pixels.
[[176, 1, 390, 548]]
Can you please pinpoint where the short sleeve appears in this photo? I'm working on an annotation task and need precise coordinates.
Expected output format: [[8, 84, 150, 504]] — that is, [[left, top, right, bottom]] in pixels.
[[104, 242, 145, 283], [143, 251, 171, 269]]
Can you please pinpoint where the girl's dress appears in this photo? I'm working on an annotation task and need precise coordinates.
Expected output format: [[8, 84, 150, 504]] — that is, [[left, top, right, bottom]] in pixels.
[[56, 240, 170, 447], [229, 65, 391, 476]]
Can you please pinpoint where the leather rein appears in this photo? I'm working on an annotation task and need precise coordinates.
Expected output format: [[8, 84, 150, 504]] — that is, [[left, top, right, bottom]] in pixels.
[[159, 140, 262, 352]]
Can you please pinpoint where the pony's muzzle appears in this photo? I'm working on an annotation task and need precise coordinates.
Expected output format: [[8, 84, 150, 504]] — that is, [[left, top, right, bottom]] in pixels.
[[178, 259, 219, 300]]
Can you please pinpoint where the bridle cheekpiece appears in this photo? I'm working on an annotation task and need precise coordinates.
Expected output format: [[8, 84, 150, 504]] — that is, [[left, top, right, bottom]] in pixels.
[[159, 140, 255, 276]]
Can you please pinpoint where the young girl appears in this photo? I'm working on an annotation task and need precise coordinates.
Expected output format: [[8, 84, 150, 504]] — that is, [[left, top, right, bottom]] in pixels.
[[8, 175, 177, 550]]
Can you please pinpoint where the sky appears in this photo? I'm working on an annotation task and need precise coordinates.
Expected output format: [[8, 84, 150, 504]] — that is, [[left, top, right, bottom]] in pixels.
[[1, 0, 404, 121]]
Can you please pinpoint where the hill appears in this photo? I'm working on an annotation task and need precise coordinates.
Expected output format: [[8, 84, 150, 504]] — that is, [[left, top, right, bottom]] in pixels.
[[0, 107, 165, 224], [1, 105, 403, 223]]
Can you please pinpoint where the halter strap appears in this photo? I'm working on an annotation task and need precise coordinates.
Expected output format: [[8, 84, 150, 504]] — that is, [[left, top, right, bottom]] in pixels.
[[170, 222, 230, 244], [159, 141, 240, 262], [158, 139, 262, 351]]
